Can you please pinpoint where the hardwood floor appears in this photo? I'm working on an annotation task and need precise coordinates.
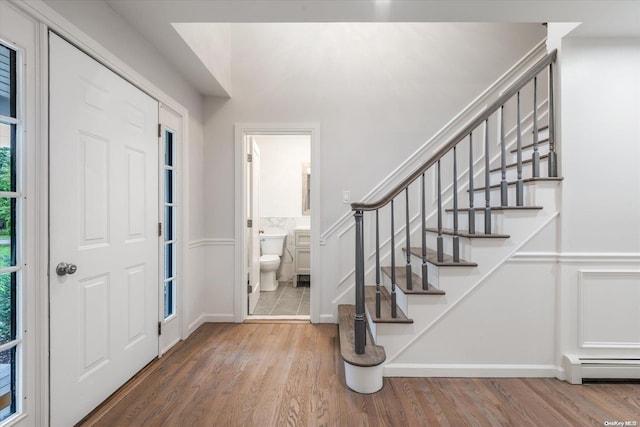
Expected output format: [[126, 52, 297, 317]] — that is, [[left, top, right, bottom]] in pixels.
[[79, 323, 640, 426]]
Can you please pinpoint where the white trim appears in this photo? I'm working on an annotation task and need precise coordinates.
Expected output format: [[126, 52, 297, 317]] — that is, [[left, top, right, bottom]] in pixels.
[[188, 238, 235, 249], [319, 314, 335, 323], [234, 123, 321, 324], [35, 20, 49, 427], [578, 269, 640, 350], [186, 313, 236, 335], [247, 315, 310, 321], [321, 40, 548, 241], [508, 252, 640, 263], [384, 363, 560, 378]]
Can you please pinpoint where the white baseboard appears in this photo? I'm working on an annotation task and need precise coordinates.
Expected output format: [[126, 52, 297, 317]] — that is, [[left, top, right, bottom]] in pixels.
[[202, 313, 236, 323], [187, 314, 206, 336], [187, 313, 235, 335], [319, 314, 336, 324], [384, 363, 560, 378]]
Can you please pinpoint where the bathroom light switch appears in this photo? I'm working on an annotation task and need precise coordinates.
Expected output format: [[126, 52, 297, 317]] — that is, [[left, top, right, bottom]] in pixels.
[[343, 191, 351, 203]]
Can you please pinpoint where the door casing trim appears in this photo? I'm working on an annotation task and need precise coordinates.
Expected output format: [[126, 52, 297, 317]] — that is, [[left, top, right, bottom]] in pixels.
[[234, 123, 321, 323]]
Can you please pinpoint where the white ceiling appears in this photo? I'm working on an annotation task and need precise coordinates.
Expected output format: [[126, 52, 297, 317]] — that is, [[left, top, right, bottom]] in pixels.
[[104, 0, 640, 97]]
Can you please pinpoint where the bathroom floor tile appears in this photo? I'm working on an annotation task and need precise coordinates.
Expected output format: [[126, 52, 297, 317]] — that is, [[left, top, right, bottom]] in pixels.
[[252, 305, 272, 315], [253, 281, 310, 317], [272, 299, 300, 315]]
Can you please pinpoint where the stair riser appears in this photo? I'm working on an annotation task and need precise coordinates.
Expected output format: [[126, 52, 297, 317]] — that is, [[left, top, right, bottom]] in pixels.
[[425, 233, 472, 260], [444, 210, 503, 234], [380, 274, 410, 315], [489, 156, 550, 186], [470, 184, 535, 208]]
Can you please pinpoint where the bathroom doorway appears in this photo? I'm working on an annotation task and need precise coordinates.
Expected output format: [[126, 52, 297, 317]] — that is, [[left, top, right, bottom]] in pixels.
[[235, 124, 319, 323]]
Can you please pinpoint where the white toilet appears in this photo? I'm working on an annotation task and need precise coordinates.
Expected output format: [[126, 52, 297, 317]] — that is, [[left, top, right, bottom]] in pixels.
[[259, 228, 287, 292]]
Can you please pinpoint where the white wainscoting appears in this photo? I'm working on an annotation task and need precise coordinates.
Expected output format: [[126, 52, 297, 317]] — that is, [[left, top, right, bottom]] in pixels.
[[187, 239, 236, 335], [579, 270, 640, 349]]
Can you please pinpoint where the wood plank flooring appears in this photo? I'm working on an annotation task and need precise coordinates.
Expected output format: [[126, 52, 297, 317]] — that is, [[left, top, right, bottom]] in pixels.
[[79, 323, 640, 427]]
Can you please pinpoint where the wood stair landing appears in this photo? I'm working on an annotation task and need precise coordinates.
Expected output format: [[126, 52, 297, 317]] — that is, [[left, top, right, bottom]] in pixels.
[[380, 266, 445, 295], [365, 286, 412, 323], [338, 304, 386, 367], [425, 227, 510, 239], [404, 247, 477, 267]]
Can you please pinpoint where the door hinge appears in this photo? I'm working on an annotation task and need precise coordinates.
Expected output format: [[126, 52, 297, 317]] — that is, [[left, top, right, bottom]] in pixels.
[[247, 219, 253, 228], [158, 222, 162, 237], [247, 153, 252, 162], [158, 123, 162, 138], [158, 321, 162, 336]]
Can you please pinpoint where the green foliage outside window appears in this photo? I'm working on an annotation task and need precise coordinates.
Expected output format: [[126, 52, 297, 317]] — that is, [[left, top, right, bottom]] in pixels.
[[0, 145, 13, 351]]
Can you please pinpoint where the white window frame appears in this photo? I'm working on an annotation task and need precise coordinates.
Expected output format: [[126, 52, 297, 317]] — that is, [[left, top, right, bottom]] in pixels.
[[0, 38, 24, 427]]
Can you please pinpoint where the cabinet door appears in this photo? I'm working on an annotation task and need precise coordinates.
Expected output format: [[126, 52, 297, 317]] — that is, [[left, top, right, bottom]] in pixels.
[[295, 248, 311, 274], [295, 231, 311, 247]]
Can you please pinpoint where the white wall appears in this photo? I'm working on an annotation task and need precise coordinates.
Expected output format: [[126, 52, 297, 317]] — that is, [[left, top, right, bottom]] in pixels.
[[203, 22, 545, 322], [557, 37, 640, 362], [41, 0, 208, 333], [255, 134, 310, 217], [205, 23, 545, 236]]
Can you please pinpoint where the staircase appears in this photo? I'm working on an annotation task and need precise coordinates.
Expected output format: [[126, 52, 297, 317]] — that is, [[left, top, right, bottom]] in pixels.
[[339, 50, 561, 393]]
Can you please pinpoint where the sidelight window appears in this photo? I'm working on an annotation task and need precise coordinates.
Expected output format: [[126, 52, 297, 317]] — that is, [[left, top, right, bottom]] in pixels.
[[163, 129, 176, 319], [0, 42, 21, 422]]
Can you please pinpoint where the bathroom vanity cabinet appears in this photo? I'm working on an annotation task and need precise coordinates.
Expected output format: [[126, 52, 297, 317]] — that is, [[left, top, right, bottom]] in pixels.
[[294, 227, 310, 287]]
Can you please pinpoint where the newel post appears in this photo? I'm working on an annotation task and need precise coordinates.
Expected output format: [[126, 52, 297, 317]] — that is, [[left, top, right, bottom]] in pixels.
[[354, 209, 366, 354]]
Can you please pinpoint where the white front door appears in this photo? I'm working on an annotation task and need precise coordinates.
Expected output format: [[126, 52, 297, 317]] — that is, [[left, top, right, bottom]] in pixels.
[[49, 33, 159, 426], [248, 137, 261, 314]]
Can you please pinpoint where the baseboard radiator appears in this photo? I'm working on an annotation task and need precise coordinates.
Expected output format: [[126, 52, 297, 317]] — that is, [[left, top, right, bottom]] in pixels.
[[563, 354, 640, 384]]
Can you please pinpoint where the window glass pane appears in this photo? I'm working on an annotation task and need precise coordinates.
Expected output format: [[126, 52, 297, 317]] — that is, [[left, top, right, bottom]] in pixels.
[[165, 131, 173, 166], [0, 45, 16, 119], [164, 280, 174, 318], [0, 201, 15, 269], [0, 272, 16, 346], [164, 205, 173, 242], [0, 346, 16, 421], [165, 169, 173, 204], [0, 123, 16, 193], [165, 243, 173, 280]]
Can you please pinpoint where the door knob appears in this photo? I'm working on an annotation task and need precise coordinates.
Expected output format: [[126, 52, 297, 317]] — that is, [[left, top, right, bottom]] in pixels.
[[56, 262, 78, 276]]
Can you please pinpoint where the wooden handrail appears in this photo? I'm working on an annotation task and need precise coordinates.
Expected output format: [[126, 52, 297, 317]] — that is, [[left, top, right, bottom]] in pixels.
[[351, 49, 557, 212]]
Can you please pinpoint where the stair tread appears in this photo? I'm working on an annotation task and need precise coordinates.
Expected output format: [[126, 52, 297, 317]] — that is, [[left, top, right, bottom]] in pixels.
[[365, 286, 413, 323], [489, 154, 549, 173], [470, 176, 564, 192], [380, 266, 445, 295], [510, 137, 549, 153], [338, 304, 386, 367], [447, 206, 544, 212], [425, 227, 510, 239], [403, 247, 477, 267]]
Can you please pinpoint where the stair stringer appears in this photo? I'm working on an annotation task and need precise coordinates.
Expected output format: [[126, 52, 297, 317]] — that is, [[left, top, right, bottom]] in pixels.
[[368, 182, 561, 377]]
